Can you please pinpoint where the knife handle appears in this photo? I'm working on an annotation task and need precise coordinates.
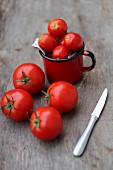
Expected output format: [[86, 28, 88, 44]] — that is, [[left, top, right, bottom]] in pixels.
[[73, 115, 98, 156]]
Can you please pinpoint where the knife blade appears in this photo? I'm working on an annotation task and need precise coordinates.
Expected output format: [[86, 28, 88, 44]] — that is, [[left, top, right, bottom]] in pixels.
[[73, 88, 108, 156]]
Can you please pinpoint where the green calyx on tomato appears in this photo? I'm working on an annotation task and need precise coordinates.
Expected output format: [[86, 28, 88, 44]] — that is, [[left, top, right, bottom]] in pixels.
[[16, 71, 33, 86], [41, 90, 52, 102], [1, 94, 14, 116], [32, 112, 41, 129]]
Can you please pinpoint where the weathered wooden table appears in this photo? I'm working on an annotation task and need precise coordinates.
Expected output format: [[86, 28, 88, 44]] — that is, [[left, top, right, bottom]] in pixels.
[[0, 0, 113, 169]]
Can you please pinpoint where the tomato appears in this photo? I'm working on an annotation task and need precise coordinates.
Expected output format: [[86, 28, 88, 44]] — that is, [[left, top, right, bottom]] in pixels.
[[64, 32, 83, 51], [52, 45, 69, 59], [38, 33, 58, 52], [0, 89, 34, 121], [59, 35, 65, 45], [30, 106, 63, 141], [13, 63, 45, 94], [43, 81, 78, 113], [48, 18, 67, 37]]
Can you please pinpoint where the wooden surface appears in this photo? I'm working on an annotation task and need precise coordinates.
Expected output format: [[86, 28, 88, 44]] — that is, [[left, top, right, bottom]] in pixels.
[[0, 0, 113, 169]]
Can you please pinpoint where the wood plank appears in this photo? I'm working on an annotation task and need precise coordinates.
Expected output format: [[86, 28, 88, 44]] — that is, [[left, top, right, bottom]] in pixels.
[[0, 0, 113, 170]]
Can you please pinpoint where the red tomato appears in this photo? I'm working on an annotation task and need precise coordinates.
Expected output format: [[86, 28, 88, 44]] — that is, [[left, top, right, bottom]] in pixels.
[[48, 18, 67, 37], [0, 89, 34, 121], [59, 35, 65, 45], [44, 81, 78, 113], [13, 63, 45, 94], [30, 106, 63, 141], [64, 32, 83, 51], [52, 45, 69, 59], [38, 33, 58, 52]]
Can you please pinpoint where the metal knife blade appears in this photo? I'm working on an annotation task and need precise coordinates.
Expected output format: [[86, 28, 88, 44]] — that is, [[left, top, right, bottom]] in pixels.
[[73, 88, 108, 156], [91, 88, 108, 117]]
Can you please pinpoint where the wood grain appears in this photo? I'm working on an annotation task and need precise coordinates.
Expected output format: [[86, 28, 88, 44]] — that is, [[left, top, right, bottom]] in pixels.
[[0, 0, 113, 170]]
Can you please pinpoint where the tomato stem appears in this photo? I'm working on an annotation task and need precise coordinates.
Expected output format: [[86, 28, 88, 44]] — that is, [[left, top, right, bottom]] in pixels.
[[15, 71, 34, 86], [52, 23, 57, 29], [33, 112, 41, 129], [66, 35, 70, 40], [1, 94, 15, 117], [41, 90, 52, 101], [27, 112, 41, 128]]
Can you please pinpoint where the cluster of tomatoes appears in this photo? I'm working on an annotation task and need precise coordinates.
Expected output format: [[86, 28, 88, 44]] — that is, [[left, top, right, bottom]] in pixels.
[[38, 18, 83, 59], [0, 62, 78, 141]]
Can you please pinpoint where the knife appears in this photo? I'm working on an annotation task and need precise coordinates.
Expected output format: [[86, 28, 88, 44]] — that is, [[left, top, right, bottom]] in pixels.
[[73, 88, 108, 156]]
